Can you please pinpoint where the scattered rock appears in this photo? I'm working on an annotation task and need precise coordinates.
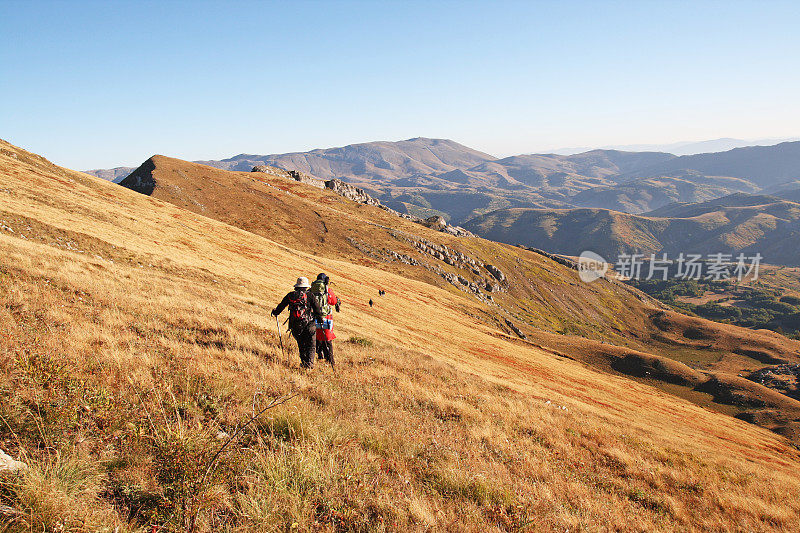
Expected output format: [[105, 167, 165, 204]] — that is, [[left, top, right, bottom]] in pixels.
[[255, 167, 474, 237], [519, 246, 578, 270], [747, 364, 800, 400], [0, 449, 27, 474]]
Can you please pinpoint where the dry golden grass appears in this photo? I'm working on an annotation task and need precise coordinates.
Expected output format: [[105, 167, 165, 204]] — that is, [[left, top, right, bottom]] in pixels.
[[1, 141, 800, 531], [116, 154, 662, 342], [113, 151, 800, 436]]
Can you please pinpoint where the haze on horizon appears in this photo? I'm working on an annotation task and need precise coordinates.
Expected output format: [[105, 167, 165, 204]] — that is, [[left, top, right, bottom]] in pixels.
[[1, 0, 799, 169]]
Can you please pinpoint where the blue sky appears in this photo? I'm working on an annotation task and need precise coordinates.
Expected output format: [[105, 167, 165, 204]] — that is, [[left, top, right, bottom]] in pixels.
[[2, 0, 799, 169]]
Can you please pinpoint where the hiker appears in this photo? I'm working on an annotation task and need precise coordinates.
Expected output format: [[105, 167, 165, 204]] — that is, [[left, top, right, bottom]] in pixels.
[[369, 299, 374, 307], [271, 277, 324, 368], [310, 273, 341, 368]]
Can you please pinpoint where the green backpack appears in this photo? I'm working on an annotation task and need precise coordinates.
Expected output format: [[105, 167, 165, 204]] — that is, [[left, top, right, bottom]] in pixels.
[[310, 280, 332, 316]]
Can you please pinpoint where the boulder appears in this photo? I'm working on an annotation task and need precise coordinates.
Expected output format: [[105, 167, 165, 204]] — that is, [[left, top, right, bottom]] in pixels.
[[0, 449, 27, 474], [422, 216, 448, 231], [486, 264, 506, 283]]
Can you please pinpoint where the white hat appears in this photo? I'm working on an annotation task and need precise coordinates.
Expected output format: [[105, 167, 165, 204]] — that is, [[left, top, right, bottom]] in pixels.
[[294, 277, 310, 289]]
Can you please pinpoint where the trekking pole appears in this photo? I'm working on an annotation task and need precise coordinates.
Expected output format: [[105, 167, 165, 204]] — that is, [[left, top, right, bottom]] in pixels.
[[275, 315, 286, 365], [282, 318, 291, 364]]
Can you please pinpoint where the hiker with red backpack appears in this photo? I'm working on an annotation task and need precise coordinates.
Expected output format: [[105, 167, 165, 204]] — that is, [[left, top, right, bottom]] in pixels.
[[271, 277, 324, 368], [310, 273, 341, 368]]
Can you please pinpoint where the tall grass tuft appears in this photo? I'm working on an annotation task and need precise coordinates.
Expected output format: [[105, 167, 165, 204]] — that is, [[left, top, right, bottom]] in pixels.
[[0, 451, 127, 531]]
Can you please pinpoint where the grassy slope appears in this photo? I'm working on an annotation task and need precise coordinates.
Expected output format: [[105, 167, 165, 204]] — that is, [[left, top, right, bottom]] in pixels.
[[571, 175, 760, 214], [114, 153, 800, 438], [116, 155, 654, 342], [2, 141, 800, 531]]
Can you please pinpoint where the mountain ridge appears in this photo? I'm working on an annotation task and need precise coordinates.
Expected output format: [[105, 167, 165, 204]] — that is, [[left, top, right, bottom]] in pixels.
[[543, 136, 800, 156], [463, 192, 800, 266], [84, 139, 800, 223]]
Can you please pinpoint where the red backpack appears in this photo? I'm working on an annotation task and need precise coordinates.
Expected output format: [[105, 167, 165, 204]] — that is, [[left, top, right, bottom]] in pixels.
[[287, 290, 312, 323]]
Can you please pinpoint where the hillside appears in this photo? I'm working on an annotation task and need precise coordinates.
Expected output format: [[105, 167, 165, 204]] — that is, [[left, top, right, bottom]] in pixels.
[[108, 151, 800, 441], [416, 150, 674, 192], [83, 165, 136, 183], [619, 141, 800, 188], [627, 263, 800, 339], [766, 180, 800, 203], [396, 142, 800, 219], [4, 141, 800, 530], [464, 193, 800, 266], [115, 153, 654, 341], [570, 173, 760, 213]]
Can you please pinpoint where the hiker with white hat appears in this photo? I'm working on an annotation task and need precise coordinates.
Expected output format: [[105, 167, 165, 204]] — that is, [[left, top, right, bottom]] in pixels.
[[271, 277, 324, 368]]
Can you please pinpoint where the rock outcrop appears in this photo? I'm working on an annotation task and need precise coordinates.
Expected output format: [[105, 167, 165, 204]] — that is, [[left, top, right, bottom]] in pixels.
[[421, 216, 448, 232], [325, 179, 382, 206], [505, 319, 527, 340], [119, 158, 158, 195], [252, 166, 325, 189], [419, 216, 475, 238], [255, 166, 474, 238]]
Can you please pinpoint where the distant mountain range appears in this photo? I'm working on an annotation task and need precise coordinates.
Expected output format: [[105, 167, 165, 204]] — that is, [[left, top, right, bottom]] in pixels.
[[84, 137, 800, 248], [463, 193, 800, 266], [402, 141, 800, 217], [543, 137, 800, 156]]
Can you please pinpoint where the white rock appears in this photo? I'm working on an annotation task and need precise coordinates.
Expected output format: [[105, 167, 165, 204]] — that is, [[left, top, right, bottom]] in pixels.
[[0, 449, 27, 473]]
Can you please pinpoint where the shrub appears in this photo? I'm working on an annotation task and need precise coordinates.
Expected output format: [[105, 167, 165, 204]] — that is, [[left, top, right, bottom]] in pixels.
[[346, 336, 374, 348], [428, 465, 511, 507], [149, 421, 225, 529], [779, 295, 800, 306], [738, 308, 774, 327], [760, 300, 797, 314], [694, 303, 741, 320]]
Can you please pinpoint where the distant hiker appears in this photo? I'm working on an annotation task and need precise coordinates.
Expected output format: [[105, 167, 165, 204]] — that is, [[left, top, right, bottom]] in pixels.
[[271, 277, 324, 369], [378, 289, 385, 296], [311, 273, 341, 368], [369, 299, 374, 307]]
